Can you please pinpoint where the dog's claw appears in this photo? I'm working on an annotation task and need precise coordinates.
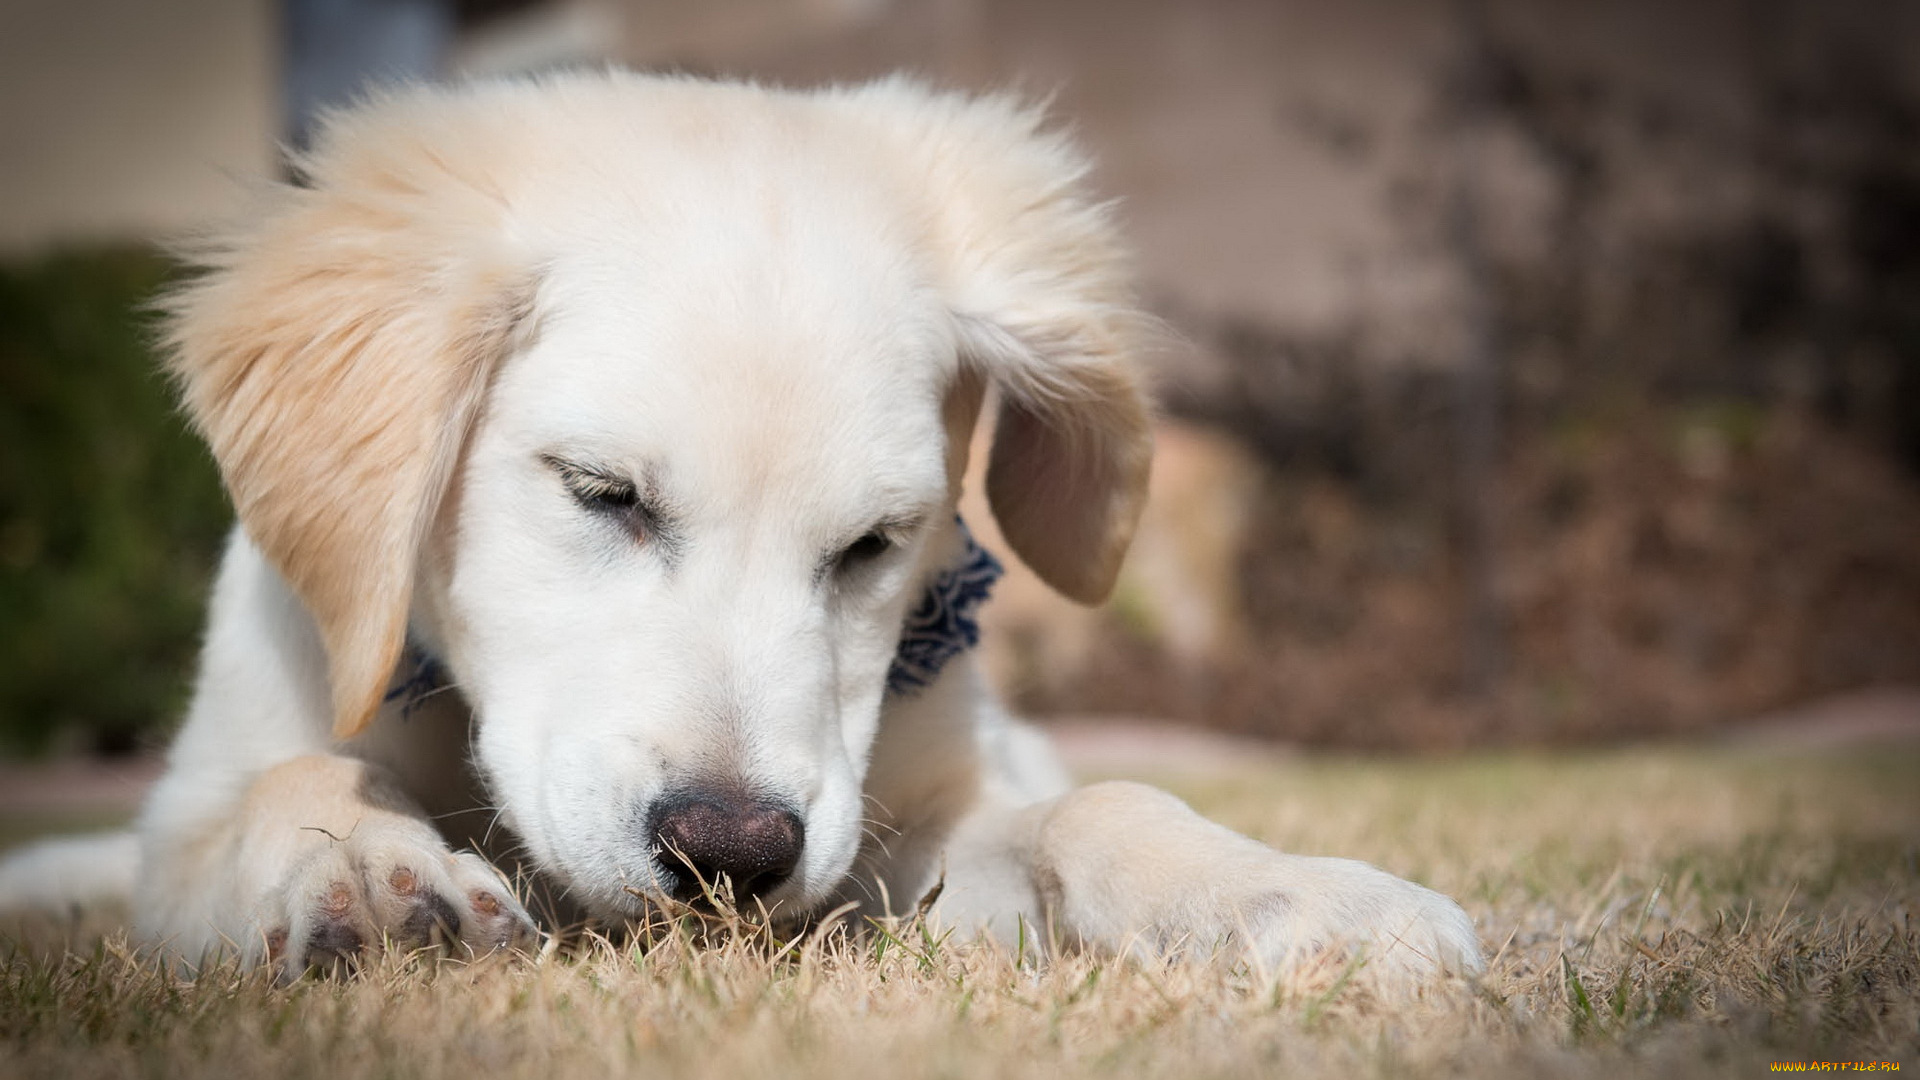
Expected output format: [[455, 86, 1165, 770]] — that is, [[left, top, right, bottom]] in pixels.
[[398, 889, 464, 948], [301, 917, 365, 977]]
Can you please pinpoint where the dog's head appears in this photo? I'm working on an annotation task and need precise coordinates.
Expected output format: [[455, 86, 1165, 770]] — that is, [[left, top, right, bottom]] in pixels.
[[163, 75, 1152, 917]]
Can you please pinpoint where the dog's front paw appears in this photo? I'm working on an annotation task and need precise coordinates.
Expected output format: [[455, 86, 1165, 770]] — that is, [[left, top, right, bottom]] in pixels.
[[1228, 853, 1483, 981], [1033, 782, 1481, 983], [248, 815, 537, 981], [195, 755, 538, 980]]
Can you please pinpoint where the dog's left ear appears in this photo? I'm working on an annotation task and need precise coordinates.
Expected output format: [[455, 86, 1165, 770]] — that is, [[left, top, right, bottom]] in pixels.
[[162, 98, 532, 740], [956, 315, 1153, 605], [871, 84, 1155, 604]]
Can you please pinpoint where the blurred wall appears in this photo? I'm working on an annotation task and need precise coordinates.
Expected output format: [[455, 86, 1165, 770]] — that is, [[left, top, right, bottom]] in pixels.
[[0, 0, 277, 255]]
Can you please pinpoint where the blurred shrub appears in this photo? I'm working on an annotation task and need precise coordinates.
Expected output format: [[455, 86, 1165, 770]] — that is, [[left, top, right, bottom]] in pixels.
[[0, 248, 229, 756]]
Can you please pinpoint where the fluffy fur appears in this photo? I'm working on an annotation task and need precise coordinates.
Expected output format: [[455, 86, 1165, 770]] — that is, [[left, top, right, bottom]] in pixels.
[[0, 73, 1480, 983]]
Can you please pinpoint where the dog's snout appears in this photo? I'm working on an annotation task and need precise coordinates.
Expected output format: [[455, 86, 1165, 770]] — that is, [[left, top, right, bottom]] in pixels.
[[649, 792, 804, 903]]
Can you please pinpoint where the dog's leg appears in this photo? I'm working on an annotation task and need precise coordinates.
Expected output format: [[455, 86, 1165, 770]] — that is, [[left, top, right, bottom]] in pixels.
[[0, 831, 140, 913], [1033, 781, 1481, 978], [935, 781, 1482, 982], [133, 532, 533, 977]]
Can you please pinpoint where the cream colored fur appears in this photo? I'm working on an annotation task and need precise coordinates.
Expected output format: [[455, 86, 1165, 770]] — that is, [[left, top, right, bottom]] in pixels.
[[0, 73, 1479, 985]]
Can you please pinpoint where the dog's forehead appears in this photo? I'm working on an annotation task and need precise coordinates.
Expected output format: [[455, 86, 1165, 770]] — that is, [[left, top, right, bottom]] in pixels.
[[501, 226, 957, 510]]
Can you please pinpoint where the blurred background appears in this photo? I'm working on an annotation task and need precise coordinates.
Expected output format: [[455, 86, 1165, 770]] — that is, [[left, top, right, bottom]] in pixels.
[[2, 0, 1918, 763]]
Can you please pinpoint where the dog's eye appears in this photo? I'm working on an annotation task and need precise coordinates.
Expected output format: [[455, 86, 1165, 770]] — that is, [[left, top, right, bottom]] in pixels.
[[838, 530, 893, 569], [563, 471, 638, 513], [572, 477, 639, 513], [545, 456, 643, 518]]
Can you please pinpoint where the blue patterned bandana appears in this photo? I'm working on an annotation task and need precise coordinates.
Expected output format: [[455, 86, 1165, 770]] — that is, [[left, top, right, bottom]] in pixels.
[[385, 518, 1002, 714], [884, 517, 1005, 697], [383, 649, 448, 718]]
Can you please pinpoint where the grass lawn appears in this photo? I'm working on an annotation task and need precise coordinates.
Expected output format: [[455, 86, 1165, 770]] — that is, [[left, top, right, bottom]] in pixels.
[[3, 743, 1915, 1079]]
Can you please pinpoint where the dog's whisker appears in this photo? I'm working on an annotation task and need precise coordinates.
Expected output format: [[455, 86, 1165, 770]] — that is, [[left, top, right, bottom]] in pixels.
[[861, 815, 902, 840], [481, 806, 511, 849]]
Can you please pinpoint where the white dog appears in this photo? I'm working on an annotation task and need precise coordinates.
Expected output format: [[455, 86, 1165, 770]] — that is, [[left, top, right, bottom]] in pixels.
[[0, 73, 1480, 983]]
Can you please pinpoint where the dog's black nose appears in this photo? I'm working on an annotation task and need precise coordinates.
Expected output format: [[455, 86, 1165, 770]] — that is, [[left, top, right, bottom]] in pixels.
[[648, 792, 804, 904]]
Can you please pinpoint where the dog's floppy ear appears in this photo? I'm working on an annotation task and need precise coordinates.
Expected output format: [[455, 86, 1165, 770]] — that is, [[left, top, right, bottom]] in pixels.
[[869, 84, 1154, 604], [956, 316, 1153, 605], [162, 99, 531, 740]]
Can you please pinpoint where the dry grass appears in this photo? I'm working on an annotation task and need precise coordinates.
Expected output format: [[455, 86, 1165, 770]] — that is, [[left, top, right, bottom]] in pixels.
[[3, 743, 1916, 1079]]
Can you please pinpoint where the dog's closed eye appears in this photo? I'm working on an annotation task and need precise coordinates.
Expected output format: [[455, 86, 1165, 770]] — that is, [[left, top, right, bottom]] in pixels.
[[829, 518, 921, 580], [837, 530, 893, 569], [543, 454, 671, 544]]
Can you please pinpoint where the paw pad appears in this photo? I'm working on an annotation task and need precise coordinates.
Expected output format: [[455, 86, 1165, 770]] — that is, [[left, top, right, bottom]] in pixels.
[[320, 881, 354, 918]]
